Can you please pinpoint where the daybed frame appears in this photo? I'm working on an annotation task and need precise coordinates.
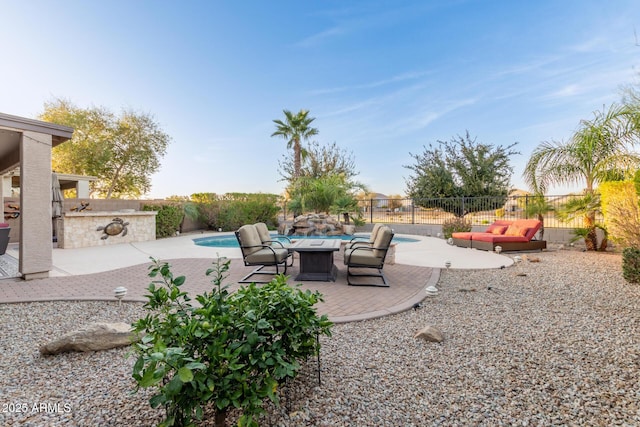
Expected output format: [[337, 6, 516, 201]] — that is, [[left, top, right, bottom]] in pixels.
[[451, 237, 546, 252]]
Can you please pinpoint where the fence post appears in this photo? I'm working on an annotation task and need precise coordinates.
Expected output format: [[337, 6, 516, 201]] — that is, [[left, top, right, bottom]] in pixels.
[[411, 199, 415, 224], [370, 199, 373, 224]]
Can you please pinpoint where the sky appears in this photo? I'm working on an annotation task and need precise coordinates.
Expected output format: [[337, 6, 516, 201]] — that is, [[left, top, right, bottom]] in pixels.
[[1, 0, 639, 198]]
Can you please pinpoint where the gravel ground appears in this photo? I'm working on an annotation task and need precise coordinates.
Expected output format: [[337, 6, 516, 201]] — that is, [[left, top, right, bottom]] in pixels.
[[1, 249, 639, 426]]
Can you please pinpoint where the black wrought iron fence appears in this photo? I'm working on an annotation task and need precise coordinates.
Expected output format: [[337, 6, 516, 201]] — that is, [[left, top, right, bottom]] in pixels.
[[279, 194, 598, 229], [358, 194, 592, 228]]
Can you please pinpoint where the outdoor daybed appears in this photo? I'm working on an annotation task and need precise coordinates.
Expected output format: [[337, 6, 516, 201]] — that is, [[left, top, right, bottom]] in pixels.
[[451, 219, 546, 252]]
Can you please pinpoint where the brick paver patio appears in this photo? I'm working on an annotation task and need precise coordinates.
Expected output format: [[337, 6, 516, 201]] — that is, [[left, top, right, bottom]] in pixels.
[[0, 253, 435, 323]]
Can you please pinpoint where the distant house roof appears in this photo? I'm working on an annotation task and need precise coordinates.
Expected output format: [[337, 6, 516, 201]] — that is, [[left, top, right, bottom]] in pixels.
[[509, 189, 531, 197]]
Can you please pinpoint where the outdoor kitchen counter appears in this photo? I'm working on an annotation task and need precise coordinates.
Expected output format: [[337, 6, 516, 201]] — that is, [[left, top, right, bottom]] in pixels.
[[56, 211, 157, 249]]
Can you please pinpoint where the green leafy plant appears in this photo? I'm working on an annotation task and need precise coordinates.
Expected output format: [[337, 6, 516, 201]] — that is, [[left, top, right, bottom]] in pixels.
[[523, 193, 554, 240], [441, 216, 472, 239], [351, 215, 366, 227], [622, 247, 640, 284], [332, 195, 359, 224], [131, 257, 332, 427], [557, 192, 607, 251], [405, 131, 518, 217], [143, 204, 184, 238], [190, 193, 280, 231]]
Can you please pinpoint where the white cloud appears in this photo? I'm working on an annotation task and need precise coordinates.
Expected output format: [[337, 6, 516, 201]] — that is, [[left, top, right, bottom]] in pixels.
[[542, 84, 582, 100], [294, 26, 346, 48], [307, 70, 433, 96]]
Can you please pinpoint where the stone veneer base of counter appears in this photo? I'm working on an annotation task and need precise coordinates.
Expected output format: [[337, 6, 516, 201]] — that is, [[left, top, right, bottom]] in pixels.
[[57, 211, 157, 249]]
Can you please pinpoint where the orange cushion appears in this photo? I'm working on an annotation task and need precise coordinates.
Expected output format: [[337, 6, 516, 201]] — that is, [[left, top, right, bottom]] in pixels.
[[504, 225, 528, 237], [486, 224, 504, 233], [472, 234, 529, 243], [490, 226, 507, 235]]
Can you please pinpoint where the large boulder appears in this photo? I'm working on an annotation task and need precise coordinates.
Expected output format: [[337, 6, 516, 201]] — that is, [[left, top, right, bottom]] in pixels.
[[289, 213, 344, 236], [414, 325, 444, 343], [39, 322, 139, 355]]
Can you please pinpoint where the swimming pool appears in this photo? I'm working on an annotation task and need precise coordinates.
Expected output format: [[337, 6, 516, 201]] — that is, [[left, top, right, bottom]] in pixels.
[[193, 233, 419, 248]]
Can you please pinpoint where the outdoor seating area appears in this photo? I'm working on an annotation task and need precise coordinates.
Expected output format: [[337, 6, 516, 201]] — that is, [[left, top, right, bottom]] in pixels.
[[451, 219, 547, 252], [235, 223, 397, 287]]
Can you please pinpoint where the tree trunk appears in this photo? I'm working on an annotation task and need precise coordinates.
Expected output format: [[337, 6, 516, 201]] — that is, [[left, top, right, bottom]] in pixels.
[[584, 213, 598, 251], [598, 235, 608, 251], [214, 409, 227, 427], [293, 138, 301, 179], [342, 212, 350, 225], [105, 161, 126, 199]]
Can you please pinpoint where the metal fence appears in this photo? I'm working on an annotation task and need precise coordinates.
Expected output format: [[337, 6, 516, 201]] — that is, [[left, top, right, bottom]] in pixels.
[[279, 194, 595, 229], [358, 194, 590, 228]]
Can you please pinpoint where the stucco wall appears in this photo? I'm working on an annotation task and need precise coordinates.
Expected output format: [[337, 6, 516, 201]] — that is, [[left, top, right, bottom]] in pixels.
[[19, 132, 52, 278]]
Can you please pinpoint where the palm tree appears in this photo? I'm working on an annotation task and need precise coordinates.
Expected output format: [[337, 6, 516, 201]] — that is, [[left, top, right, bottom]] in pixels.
[[271, 109, 319, 180], [556, 192, 609, 251], [523, 103, 640, 250], [332, 195, 358, 224], [523, 192, 554, 241]]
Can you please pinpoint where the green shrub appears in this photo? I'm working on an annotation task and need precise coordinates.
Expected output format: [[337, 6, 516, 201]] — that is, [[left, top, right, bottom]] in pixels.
[[351, 215, 366, 227], [143, 204, 184, 238], [622, 247, 640, 284], [442, 217, 472, 239], [600, 180, 640, 248], [190, 193, 280, 231], [131, 257, 332, 427]]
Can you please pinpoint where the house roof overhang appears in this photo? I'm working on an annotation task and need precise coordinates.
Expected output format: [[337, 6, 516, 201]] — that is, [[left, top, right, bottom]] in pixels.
[[0, 112, 74, 175]]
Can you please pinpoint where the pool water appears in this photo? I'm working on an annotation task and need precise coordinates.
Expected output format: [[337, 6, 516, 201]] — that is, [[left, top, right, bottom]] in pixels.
[[193, 233, 419, 248]]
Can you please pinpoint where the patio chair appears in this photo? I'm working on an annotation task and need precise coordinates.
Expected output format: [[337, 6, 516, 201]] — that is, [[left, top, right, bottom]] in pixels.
[[254, 222, 292, 247], [255, 222, 293, 266], [343, 225, 394, 287], [235, 224, 292, 283], [347, 223, 384, 249]]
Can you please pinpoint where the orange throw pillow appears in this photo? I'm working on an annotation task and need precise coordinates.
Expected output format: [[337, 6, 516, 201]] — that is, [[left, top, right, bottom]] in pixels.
[[490, 226, 507, 235], [504, 225, 528, 237], [486, 224, 506, 234]]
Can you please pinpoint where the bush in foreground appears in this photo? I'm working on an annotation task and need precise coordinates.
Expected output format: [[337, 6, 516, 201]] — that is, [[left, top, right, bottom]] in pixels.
[[131, 257, 332, 427], [622, 247, 640, 284]]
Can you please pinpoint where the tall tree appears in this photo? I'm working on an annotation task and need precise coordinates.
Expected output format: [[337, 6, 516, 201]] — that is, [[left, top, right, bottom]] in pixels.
[[280, 140, 366, 218], [271, 109, 318, 180], [523, 103, 640, 250], [404, 131, 518, 216], [278, 140, 358, 182], [40, 98, 171, 198]]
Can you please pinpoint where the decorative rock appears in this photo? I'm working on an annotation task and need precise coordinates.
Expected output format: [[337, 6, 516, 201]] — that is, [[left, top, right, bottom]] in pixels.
[[414, 325, 444, 342], [277, 223, 289, 235], [39, 322, 139, 355], [342, 225, 356, 235], [289, 213, 344, 236], [4, 252, 639, 425]]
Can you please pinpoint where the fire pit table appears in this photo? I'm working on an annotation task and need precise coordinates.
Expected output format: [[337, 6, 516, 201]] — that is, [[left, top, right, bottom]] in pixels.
[[289, 239, 341, 281]]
